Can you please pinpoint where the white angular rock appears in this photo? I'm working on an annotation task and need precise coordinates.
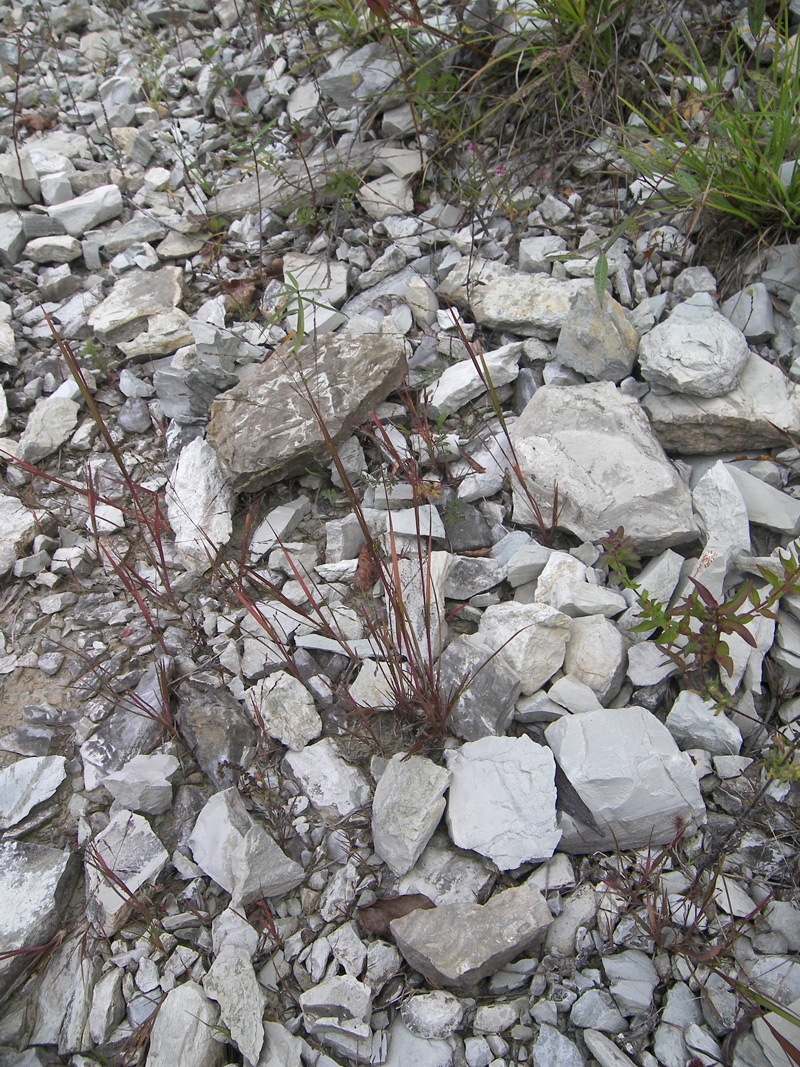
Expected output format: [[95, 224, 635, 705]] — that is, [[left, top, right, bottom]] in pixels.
[[145, 981, 224, 1067], [284, 737, 371, 821], [299, 974, 373, 1039], [48, 183, 123, 237], [692, 461, 751, 555], [246, 671, 322, 750], [643, 354, 800, 453], [511, 384, 698, 553], [428, 342, 522, 415], [545, 706, 706, 852], [372, 753, 451, 875], [26, 234, 82, 263], [639, 307, 751, 397], [88, 265, 184, 343], [258, 1020, 307, 1067], [475, 601, 571, 695], [357, 174, 413, 219], [563, 615, 629, 704], [391, 878, 552, 987], [753, 995, 800, 1067], [166, 437, 233, 574], [212, 907, 260, 958], [102, 753, 179, 815], [0, 755, 66, 830], [249, 497, 311, 558], [390, 551, 452, 655], [603, 950, 659, 1015], [445, 735, 561, 869], [721, 282, 775, 343], [203, 945, 265, 1065], [18, 396, 80, 463], [0, 841, 78, 1000], [439, 256, 593, 339], [384, 1015, 454, 1067], [665, 691, 742, 756], [188, 787, 304, 904], [85, 809, 169, 932], [726, 463, 800, 536]]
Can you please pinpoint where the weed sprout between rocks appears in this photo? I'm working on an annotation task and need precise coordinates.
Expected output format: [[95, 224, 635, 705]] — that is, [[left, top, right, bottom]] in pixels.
[[601, 527, 800, 780]]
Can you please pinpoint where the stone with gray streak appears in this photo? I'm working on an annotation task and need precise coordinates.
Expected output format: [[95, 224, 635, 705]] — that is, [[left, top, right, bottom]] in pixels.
[[208, 332, 406, 492]]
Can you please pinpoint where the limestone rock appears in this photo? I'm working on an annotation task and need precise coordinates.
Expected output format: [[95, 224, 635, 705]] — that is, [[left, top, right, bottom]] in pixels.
[[511, 383, 698, 553], [384, 1015, 454, 1067], [475, 601, 571, 695], [397, 829, 494, 906], [428, 342, 522, 415], [88, 266, 184, 345], [85, 809, 169, 932], [391, 878, 552, 987], [207, 332, 407, 492], [436, 635, 522, 740], [177, 683, 256, 789], [643, 354, 800, 453], [639, 308, 751, 397], [29, 934, 100, 1055], [0, 755, 66, 830], [48, 183, 123, 237], [145, 981, 225, 1067], [247, 671, 322, 750], [0, 841, 79, 999], [203, 945, 265, 1065], [166, 437, 233, 573], [721, 282, 775, 342], [284, 738, 371, 821], [445, 735, 561, 869], [102, 753, 179, 815], [372, 753, 451, 875], [692, 461, 751, 555], [563, 615, 629, 704], [188, 787, 304, 904], [556, 289, 640, 382], [299, 974, 373, 1040], [439, 257, 593, 339], [665, 691, 743, 756], [18, 396, 80, 463], [545, 706, 706, 852]]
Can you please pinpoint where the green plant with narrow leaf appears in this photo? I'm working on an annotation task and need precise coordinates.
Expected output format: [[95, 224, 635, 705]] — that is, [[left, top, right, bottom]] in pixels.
[[620, 0, 800, 231], [601, 527, 800, 687]]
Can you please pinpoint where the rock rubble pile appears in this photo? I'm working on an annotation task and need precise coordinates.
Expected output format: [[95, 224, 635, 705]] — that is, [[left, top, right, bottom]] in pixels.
[[0, 1, 799, 1066]]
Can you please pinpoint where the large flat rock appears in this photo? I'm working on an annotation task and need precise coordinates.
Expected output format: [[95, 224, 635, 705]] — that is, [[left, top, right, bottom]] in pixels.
[[207, 332, 407, 492], [510, 383, 698, 553]]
